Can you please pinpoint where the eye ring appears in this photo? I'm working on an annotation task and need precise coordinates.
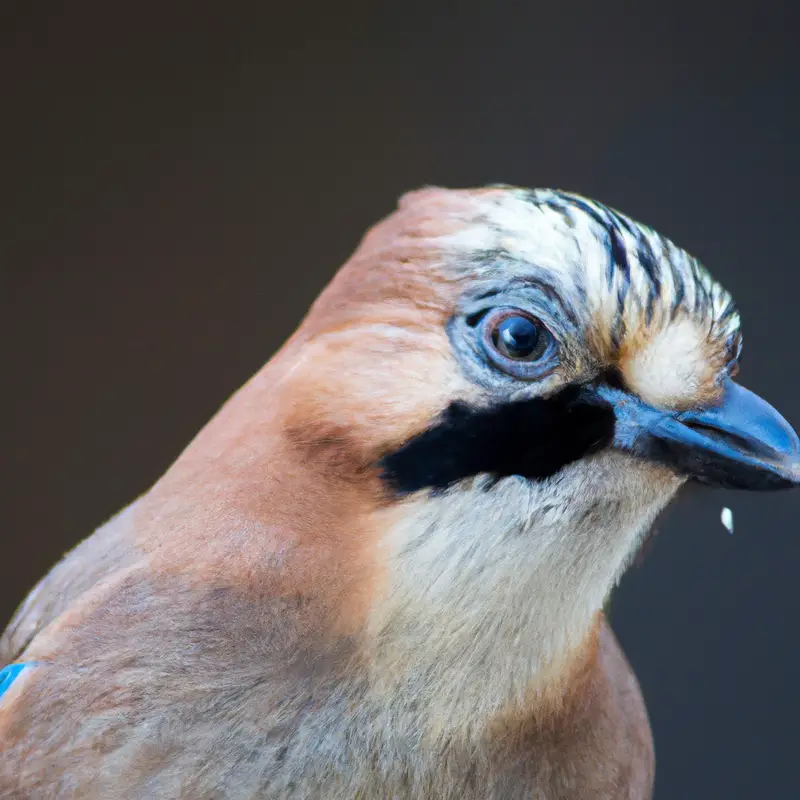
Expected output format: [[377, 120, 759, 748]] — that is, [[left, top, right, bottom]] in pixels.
[[478, 307, 557, 379]]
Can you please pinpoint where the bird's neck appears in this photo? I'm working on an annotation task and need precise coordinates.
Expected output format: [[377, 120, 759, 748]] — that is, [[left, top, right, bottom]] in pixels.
[[363, 464, 672, 737]]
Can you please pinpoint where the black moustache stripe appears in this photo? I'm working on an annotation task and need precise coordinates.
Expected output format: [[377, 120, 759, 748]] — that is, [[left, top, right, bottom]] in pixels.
[[379, 386, 616, 494]]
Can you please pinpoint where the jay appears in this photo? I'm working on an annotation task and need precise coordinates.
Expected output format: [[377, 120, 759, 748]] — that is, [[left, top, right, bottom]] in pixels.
[[2, 186, 798, 798]]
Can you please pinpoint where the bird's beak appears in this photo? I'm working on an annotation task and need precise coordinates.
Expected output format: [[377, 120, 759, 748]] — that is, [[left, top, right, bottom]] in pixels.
[[595, 379, 800, 490]]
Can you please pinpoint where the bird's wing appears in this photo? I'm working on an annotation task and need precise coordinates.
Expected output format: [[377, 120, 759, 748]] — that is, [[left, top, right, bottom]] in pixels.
[[0, 517, 317, 799], [0, 501, 142, 665]]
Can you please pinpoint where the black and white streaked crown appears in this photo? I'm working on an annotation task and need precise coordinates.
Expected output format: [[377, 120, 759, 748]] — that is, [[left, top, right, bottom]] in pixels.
[[443, 186, 743, 369]]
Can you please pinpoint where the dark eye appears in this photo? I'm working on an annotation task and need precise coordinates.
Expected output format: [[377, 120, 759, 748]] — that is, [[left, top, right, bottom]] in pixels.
[[485, 309, 550, 362], [475, 307, 557, 379], [491, 315, 543, 360]]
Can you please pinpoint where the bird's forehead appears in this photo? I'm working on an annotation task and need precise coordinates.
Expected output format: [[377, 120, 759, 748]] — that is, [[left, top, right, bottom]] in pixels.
[[442, 189, 587, 268], [433, 187, 729, 317]]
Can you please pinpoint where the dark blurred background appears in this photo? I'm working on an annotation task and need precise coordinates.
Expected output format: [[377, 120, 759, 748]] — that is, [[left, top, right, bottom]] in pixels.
[[1, 3, 797, 797]]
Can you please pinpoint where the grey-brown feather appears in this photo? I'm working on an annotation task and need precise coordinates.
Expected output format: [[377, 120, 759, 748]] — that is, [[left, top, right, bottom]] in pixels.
[[0, 502, 142, 666]]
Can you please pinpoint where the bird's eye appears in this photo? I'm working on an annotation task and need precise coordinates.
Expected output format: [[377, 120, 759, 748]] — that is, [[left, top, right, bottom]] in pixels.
[[491, 315, 543, 360], [477, 307, 557, 379], [485, 309, 550, 361]]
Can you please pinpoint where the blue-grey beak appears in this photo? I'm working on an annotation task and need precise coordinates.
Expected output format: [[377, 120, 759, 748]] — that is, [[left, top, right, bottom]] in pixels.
[[596, 379, 800, 490]]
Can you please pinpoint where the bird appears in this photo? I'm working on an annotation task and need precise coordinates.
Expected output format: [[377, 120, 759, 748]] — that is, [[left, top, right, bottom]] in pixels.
[[1, 185, 798, 799]]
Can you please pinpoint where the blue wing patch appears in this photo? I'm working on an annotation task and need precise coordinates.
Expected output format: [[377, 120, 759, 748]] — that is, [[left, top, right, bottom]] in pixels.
[[0, 663, 33, 701]]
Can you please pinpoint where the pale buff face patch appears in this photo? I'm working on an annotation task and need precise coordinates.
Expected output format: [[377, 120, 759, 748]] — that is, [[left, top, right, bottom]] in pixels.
[[619, 316, 724, 410]]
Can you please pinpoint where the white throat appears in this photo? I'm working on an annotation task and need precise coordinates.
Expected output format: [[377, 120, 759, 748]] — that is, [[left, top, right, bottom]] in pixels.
[[366, 452, 682, 736]]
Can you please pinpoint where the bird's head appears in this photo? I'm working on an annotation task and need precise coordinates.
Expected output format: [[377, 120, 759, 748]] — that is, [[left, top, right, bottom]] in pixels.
[[182, 185, 800, 728]]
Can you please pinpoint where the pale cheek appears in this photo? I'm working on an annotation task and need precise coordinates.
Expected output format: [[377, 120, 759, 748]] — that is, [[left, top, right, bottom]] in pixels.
[[621, 320, 717, 410], [560, 451, 685, 514]]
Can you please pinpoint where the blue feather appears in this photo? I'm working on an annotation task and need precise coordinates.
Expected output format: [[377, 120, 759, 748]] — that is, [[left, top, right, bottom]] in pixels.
[[0, 663, 33, 701]]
